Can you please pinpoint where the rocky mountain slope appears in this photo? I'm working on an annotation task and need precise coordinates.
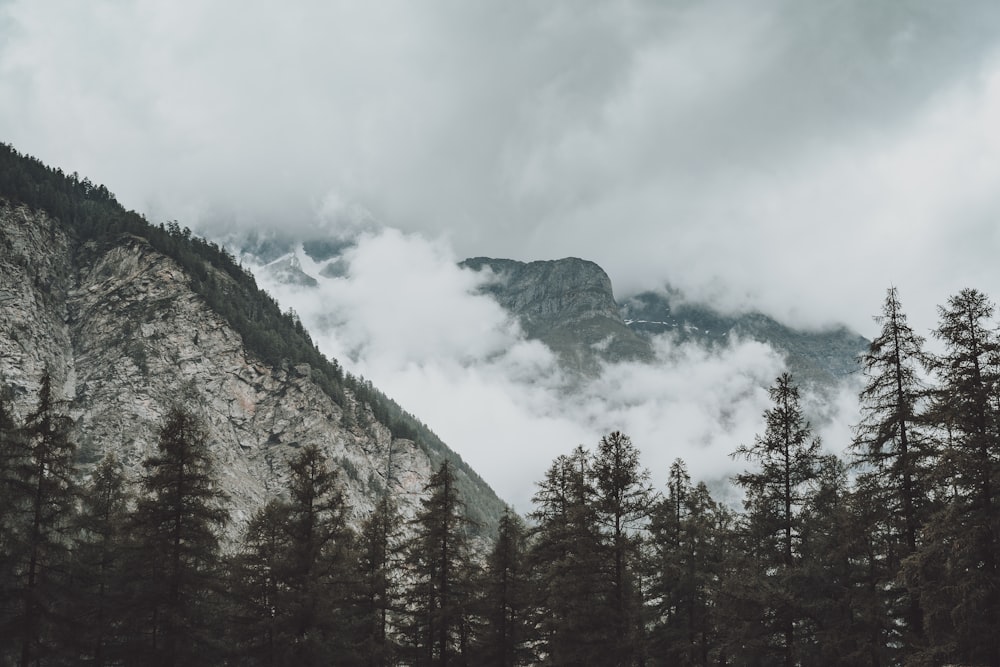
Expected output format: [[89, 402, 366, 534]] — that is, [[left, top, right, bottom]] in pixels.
[[460, 257, 653, 375], [0, 145, 505, 534], [462, 257, 868, 391]]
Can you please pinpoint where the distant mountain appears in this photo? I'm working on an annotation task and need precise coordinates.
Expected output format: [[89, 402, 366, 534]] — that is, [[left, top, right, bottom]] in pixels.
[[462, 257, 868, 392], [621, 291, 868, 390], [0, 143, 505, 534], [460, 257, 653, 375]]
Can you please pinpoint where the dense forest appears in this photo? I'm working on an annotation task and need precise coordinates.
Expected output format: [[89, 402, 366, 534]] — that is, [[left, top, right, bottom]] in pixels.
[[3, 285, 1000, 665], [0, 142, 503, 531], [3, 145, 1000, 665]]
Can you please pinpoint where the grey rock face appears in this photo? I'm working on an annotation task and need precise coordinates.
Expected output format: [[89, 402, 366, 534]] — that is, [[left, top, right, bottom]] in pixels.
[[460, 257, 654, 375], [0, 203, 455, 533]]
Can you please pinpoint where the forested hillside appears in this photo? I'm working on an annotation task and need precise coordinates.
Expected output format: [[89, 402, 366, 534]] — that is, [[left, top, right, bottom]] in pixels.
[[3, 143, 999, 665], [0, 142, 503, 531]]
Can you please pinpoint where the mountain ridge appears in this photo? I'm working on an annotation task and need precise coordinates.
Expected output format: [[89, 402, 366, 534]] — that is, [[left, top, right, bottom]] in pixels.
[[0, 143, 505, 533]]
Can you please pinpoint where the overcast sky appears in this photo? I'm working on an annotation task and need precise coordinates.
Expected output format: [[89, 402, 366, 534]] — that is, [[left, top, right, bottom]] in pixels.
[[3, 1, 1000, 506]]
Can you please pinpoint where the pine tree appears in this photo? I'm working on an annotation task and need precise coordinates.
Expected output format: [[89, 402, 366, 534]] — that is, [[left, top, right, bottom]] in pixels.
[[353, 495, 402, 666], [527, 446, 611, 665], [476, 508, 533, 667], [128, 407, 229, 667], [279, 444, 358, 665], [0, 382, 28, 663], [4, 370, 79, 667], [403, 460, 475, 666], [228, 499, 292, 666], [591, 431, 655, 666], [69, 454, 133, 665], [647, 460, 729, 666], [729, 373, 821, 667], [911, 288, 1000, 664], [851, 287, 933, 653]]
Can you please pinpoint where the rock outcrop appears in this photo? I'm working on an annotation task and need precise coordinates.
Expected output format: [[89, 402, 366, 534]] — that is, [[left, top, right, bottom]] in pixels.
[[460, 257, 654, 375], [0, 202, 501, 533]]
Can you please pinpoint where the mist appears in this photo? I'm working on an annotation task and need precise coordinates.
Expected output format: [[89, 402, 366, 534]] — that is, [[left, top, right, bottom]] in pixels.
[[245, 227, 861, 509]]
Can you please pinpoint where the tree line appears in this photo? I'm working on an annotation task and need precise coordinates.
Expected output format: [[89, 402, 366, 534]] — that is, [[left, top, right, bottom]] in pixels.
[[2, 285, 999, 665]]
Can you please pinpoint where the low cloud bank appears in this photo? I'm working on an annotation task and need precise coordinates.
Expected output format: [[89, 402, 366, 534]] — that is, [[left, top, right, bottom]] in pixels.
[[245, 227, 860, 510]]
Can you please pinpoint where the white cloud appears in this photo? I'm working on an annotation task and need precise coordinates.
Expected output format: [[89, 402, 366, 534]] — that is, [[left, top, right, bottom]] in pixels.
[[248, 228, 857, 510]]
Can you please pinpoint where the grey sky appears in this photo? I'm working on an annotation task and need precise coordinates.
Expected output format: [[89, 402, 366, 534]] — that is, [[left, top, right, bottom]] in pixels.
[[3, 1, 1000, 504], [3, 1, 1000, 334]]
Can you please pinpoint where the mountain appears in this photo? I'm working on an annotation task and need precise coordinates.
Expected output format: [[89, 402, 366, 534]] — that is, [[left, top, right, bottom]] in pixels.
[[462, 257, 868, 392], [460, 257, 654, 375], [621, 291, 868, 390], [0, 144, 505, 533]]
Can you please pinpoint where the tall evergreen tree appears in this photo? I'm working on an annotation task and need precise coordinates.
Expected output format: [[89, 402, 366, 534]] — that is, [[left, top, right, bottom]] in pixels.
[[0, 382, 27, 663], [228, 498, 292, 667], [4, 370, 78, 667], [354, 495, 403, 666], [279, 444, 357, 665], [128, 407, 229, 667], [476, 508, 533, 667], [910, 288, 1000, 664], [591, 431, 655, 666], [403, 460, 475, 666], [729, 373, 821, 667], [851, 287, 933, 654], [527, 446, 611, 665], [647, 460, 729, 666], [69, 454, 133, 666]]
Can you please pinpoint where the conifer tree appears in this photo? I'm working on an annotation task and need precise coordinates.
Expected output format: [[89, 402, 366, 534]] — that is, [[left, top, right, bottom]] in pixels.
[[591, 431, 655, 666], [476, 508, 533, 667], [527, 446, 611, 665], [354, 495, 402, 666], [911, 288, 1000, 665], [228, 499, 292, 666], [6, 370, 78, 667], [851, 287, 933, 653], [0, 383, 27, 663], [129, 407, 229, 667], [280, 444, 357, 665], [647, 460, 728, 666], [69, 453, 133, 665], [403, 459, 475, 666], [729, 373, 821, 667]]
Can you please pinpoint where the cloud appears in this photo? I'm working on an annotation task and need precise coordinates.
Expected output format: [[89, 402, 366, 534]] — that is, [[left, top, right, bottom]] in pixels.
[[0, 0, 994, 505], [248, 229, 857, 509]]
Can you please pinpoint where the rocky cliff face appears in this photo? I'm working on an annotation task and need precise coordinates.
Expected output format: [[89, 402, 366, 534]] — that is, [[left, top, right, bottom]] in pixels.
[[0, 202, 493, 531], [460, 257, 654, 375]]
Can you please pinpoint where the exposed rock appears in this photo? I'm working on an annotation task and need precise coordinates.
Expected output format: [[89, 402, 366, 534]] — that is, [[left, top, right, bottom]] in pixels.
[[460, 257, 654, 376], [0, 203, 477, 535]]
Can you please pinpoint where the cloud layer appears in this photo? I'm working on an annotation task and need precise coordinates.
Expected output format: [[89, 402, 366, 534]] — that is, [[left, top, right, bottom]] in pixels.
[[3, 1, 1000, 336], [249, 230, 858, 509]]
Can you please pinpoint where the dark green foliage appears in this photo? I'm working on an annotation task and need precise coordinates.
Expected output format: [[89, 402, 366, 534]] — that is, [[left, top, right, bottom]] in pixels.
[[128, 407, 230, 666], [591, 431, 655, 665], [851, 287, 934, 657], [281, 444, 357, 665], [475, 509, 534, 667], [228, 499, 292, 666], [353, 495, 403, 666], [729, 373, 822, 666], [228, 445, 358, 666], [0, 383, 27, 660], [68, 454, 133, 665], [528, 446, 614, 665], [909, 288, 1000, 665], [1, 370, 79, 667], [647, 460, 729, 666], [402, 460, 476, 666]]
